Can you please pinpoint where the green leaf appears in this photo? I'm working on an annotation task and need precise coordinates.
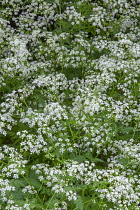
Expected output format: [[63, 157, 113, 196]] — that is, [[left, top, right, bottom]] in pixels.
[[40, 186, 53, 196], [10, 178, 27, 188], [73, 195, 84, 210], [120, 126, 134, 134], [92, 158, 105, 163], [70, 154, 86, 163], [84, 151, 104, 163]]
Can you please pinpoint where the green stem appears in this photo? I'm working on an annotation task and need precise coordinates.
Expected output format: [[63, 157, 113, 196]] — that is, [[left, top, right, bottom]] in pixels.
[[22, 174, 43, 205]]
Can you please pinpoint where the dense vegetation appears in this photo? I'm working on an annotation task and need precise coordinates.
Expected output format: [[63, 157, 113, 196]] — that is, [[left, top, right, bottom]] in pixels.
[[0, 0, 140, 209]]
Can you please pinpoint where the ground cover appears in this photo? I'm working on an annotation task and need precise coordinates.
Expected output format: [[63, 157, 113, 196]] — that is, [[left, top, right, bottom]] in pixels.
[[0, 0, 140, 209]]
